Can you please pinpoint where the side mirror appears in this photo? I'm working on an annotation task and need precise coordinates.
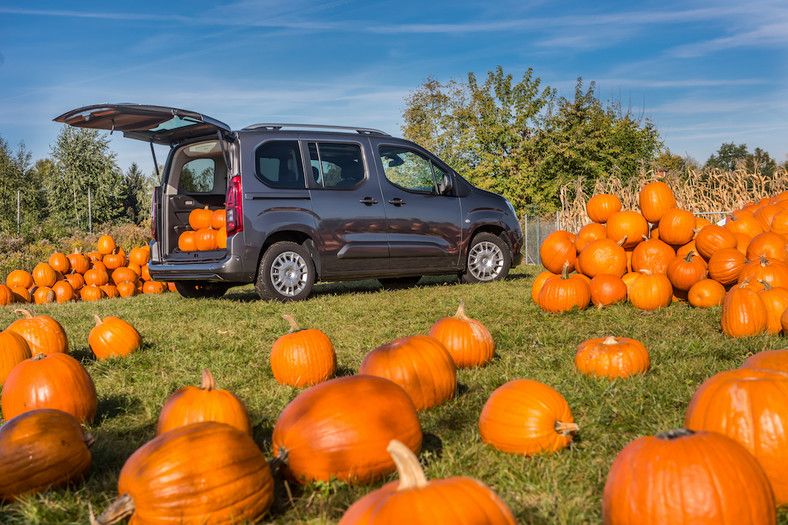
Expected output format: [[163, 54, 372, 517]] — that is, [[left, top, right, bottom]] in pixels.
[[439, 173, 454, 195]]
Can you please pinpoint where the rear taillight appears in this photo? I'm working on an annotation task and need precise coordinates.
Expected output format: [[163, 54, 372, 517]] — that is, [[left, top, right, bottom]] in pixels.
[[150, 188, 158, 242], [226, 175, 243, 236]]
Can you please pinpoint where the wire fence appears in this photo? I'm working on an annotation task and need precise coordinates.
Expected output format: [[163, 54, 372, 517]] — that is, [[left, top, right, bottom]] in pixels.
[[520, 211, 731, 266]]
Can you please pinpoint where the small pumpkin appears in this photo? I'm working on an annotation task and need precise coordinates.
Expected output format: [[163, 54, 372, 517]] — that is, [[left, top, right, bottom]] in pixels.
[[0, 409, 94, 502], [10, 286, 31, 304], [157, 368, 252, 436], [758, 281, 788, 334], [51, 281, 75, 303], [142, 280, 167, 294], [97, 234, 116, 255], [666, 250, 707, 291], [33, 286, 56, 304], [588, 274, 627, 308], [128, 247, 150, 266], [687, 279, 726, 308], [178, 231, 197, 252], [574, 336, 649, 379], [586, 193, 621, 223], [606, 211, 649, 250], [478, 379, 579, 456], [89, 315, 142, 360], [270, 315, 336, 387], [628, 270, 673, 311], [7, 308, 69, 356], [103, 251, 127, 270], [211, 209, 226, 231], [6, 269, 34, 289], [639, 181, 676, 223], [80, 285, 105, 302], [66, 251, 90, 275], [338, 440, 516, 525], [84, 268, 110, 287], [538, 262, 591, 312], [32, 262, 57, 288], [574, 222, 607, 253], [539, 230, 576, 274], [531, 270, 557, 304], [194, 227, 218, 251], [116, 281, 139, 298], [657, 208, 696, 246], [694, 224, 737, 260], [428, 300, 495, 368], [48, 252, 71, 274]]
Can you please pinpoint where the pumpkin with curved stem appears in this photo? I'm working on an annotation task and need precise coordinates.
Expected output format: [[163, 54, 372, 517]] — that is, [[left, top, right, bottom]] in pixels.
[[0, 409, 94, 502], [738, 256, 788, 288], [741, 349, 788, 373], [32, 262, 57, 288], [694, 224, 737, 260], [338, 440, 516, 525], [707, 247, 747, 286], [272, 375, 422, 484], [577, 237, 627, 278], [7, 309, 68, 356], [589, 274, 627, 308], [1, 352, 97, 424], [603, 428, 776, 524], [428, 300, 495, 368], [270, 315, 336, 387], [479, 379, 579, 455], [66, 251, 90, 275], [157, 368, 252, 436], [90, 422, 274, 525], [747, 231, 788, 262], [586, 193, 621, 223], [628, 270, 672, 311], [538, 262, 591, 312], [574, 336, 649, 379], [685, 368, 788, 505], [0, 330, 31, 387], [89, 315, 142, 360], [657, 208, 695, 246], [359, 335, 456, 411], [539, 230, 576, 274], [6, 269, 34, 289], [639, 180, 676, 223], [687, 279, 726, 308], [666, 250, 707, 291], [630, 236, 675, 275], [721, 284, 767, 337], [606, 211, 648, 250], [574, 223, 607, 254]]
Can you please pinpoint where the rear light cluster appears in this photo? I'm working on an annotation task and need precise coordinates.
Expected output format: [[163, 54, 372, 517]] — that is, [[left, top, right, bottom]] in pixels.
[[226, 175, 243, 236]]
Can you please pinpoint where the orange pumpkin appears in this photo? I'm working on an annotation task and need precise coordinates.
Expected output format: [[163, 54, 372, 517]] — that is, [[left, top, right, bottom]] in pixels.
[[103, 251, 127, 270], [0, 409, 94, 502], [721, 284, 768, 337], [6, 269, 34, 289], [707, 247, 747, 286], [51, 281, 75, 303], [80, 285, 105, 302], [741, 349, 788, 373], [687, 279, 726, 308], [577, 238, 627, 278], [211, 209, 227, 230], [657, 208, 695, 246], [628, 270, 673, 311], [338, 440, 516, 525], [157, 368, 252, 436], [142, 280, 167, 294], [66, 251, 90, 275], [603, 429, 776, 525], [630, 236, 675, 275], [116, 281, 139, 298], [33, 286, 56, 304], [128, 246, 150, 266], [639, 181, 676, 223], [0, 330, 31, 387], [538, 262, 591, 312], [694, 224, 737, 260], [574, 336, 649, 379], [428, 300, 495, 368], [758, 282, 788, 334], [272, 375, 422, 484], [270, 315, 336, 387], [606, 210, 649, 250], [747, 231, 788, 262], [216, 227, 228, 249], [194, 227, 218, 251], [7, 309, 69, 356], [589, 274, 628, 308], [359, 335, 456, 411], [96, 235, 116, 255], [479, 379, 579, 455], [48, 252, 70, 274], [573, 223, 607, 254], [89, 315, 142, 360], [586, 193, 622, 223], [685, 368, 788, 505], [188, 206, 214, 230], [178, 231, 197, 252], [10, 286, 31, 304], [1, 352, 97, 424], [32, 262, 57, 288], [738, 256, 788, 289], [666, 250, 708, 291], [539, 230, 576, 274], [84, 268, 110, 286], [0, 283, 14, 306], [753, 203, 781, 232], [90, 422, 274, 525], [531, 270, 557, 304]]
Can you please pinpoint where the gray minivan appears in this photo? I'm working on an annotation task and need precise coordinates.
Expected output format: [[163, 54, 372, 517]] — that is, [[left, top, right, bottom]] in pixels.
[[55, 104, 523, 301]]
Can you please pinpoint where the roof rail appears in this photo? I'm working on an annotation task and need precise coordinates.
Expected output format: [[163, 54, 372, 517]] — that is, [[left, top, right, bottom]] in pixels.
[[241, 123, 390, 136]]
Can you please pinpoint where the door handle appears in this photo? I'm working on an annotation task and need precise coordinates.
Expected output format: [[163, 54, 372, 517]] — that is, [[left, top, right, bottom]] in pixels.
[[359, 197, 379, 205], [388, 198, 406, 206]]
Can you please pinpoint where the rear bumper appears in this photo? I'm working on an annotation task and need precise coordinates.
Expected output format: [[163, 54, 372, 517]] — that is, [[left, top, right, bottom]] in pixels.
[[148, 236, 253, 282]]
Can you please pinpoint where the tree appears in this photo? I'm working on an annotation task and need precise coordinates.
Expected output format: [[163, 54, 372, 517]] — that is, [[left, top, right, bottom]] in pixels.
[[653, 149, 686, 173], [744, 147, 777, 178], [0, 136, 46, 234], [48, 126, 125, 229], [121, 162, 158, 224], [705, 142, 749, 171]]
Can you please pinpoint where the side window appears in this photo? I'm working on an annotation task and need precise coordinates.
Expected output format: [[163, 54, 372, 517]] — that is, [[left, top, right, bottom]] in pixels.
[[180, 159, 215, 193], [308, 143, 365, 188], [379, 146, 437, 193], [255, 140, 305, 189]]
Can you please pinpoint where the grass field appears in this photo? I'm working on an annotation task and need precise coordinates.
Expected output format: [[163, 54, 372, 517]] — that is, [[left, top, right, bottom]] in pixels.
[[1, 264, 787, 524]]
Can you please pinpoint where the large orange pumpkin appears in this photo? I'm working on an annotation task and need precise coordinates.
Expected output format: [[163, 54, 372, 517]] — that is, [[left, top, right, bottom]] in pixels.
[[606, 211, 648, 250], [758, 282, 788, 334], [574, 222, 607, 253], [66, 251, 90, 275], [128, 246, 150, 266], [84, 268, 110, 287], [589, 274, 628, 308], [32, 262, 57, 288], [577, 238, 627, 278], [7, 309, 69, 356], [89, 315, 142, 360], [747, 231, 788, 262], [639, 181, 676, 223], [666, 250, 707, 291], [271, 375, 422, 484], [33, 286, 56, 304], [157, 368, 252, 436], [194, 227, 218, 251], [428, 300, 495, 368], [538, 262, 591, 312], [586, 193, 621, 224], [539, 230, 576, 274], [478, 379, 579, 456], [270, 315, 336, 387], [738, 256, 788, 289], [694, 224, 737, 260], [603, 429, 775, 524], [51, 281, 75, 303], [359, 335, 456, 411], [48, 252, 70, 274], [721, 285, 767, 337], [741, 349, 788, 373], [1, 352, 97, 424], [0, 330, 31, 387], [630, 236, 675, 275], [188, 206, 213, 230], [6, 269, 34, 289], [628, 271, 673, 311], [338, 440, 516, 525], [657, 208, 695, 246], [707, 247, 747, 286], [574, 336, 649, 379], [685, 368, 788, 505], [211, 209, 227, 231], [90, 422, 273, 525], [178, 230, 197, 252], [0, 409, 94, 502]]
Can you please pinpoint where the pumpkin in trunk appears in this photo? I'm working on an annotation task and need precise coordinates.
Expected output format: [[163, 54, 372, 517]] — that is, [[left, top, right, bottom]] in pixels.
[[272, 375, 422, 484], [479, 379, 579, 456], [574, 336, 649, 379], [602, 428, 775, 524], [90, 422, 273, 525], [338, 440, 516, 525], [0, 409, 93, 502], [428, 300, 495, 368], [89, 315, 142, 360], [157, 368, 252, 436], [270, 314, 336, 387], [188, 206, 213, 231], [7, 308, 69, 356]]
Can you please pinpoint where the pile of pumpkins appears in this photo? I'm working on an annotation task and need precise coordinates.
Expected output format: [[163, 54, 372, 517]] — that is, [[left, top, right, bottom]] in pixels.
[[535, 181, 788, 338], [0, 235, 173, 305], [177, 206, 227, 252]]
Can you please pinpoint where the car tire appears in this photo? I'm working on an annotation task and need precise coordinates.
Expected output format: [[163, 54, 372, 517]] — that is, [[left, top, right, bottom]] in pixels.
[[255, 241, 315, 302], [378, 276, 422, 290], [461, 232, 512, 284], [174, 281, 231, 299]]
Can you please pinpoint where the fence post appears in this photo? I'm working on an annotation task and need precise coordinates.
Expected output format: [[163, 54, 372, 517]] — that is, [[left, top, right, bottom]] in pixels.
[[555, 211, 560, 232], [536, 215, 541, 264]]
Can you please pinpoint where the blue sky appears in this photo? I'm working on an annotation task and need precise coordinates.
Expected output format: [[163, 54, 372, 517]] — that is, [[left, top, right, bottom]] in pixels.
[[1, 1, 786, 173]]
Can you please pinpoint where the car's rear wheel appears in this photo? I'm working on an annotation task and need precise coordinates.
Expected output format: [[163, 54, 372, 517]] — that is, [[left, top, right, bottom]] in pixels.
[[255, 241, 315, 302], [461, 232, 511, 284], [174, 281, 231, 299]]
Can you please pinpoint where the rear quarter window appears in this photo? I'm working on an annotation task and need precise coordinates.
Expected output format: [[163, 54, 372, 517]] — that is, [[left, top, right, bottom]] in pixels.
[[255, 140, 306, 189]]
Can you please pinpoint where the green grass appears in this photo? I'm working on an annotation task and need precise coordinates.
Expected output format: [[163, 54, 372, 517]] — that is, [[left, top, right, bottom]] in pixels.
[[1, 265, 787, 524]]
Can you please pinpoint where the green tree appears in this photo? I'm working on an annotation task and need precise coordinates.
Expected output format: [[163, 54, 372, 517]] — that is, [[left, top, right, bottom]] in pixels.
[[744, 147, 777, 178], [48, 126, 125, 229], [653, 149, 686, 172], [121, 162, 158, 224], [0, 137, 46, 234], [705, 142, 749, 171]]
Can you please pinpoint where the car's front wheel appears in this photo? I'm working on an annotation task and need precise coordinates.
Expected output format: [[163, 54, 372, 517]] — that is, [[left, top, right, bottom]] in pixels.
[[461, 232, 512, 284], [255, 241, 315, 302]]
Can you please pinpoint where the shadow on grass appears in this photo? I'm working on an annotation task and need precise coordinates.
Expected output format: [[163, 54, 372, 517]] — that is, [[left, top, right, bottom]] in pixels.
[[95, 394, 142, 424]]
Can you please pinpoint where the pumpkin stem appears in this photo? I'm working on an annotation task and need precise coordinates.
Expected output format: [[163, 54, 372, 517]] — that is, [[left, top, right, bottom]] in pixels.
[[387, 440, 429, 490], [684, 250, 697, 262], [32, 353, 46, 361], [201, 368, 215, 391], [454, 300, 469, 320], [93, 314, 103, 327], [601, 336, 619, 345], [282, 314, 301, 333], [656, 428, 695, 440], [554, 420, 580, 435], [616, 235, 628, 247], [14, 308, 34, 319], [560, 261, 570, 279], [90, 493, 135, 525], [269, 447, 289, 472], [758, 280, 773, 290]]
